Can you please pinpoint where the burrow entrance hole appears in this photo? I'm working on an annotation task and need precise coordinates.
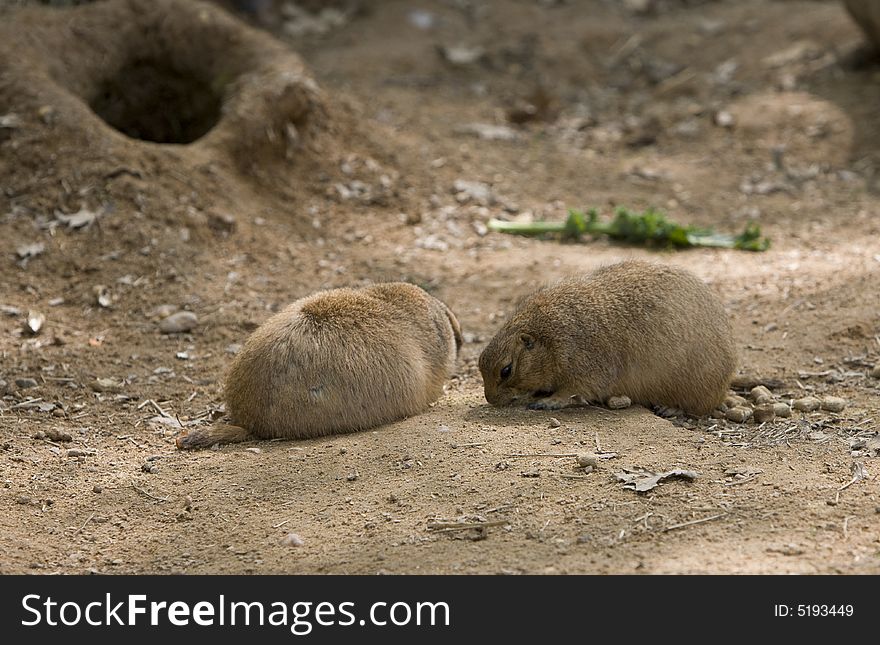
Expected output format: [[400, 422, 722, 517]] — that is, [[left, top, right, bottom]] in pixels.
[[89, 58, 223, 144]]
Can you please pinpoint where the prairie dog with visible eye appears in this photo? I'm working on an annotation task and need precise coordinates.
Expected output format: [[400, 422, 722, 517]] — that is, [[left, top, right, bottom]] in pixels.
[[176, 283, 462, 449], [478, 260, 736, 416]]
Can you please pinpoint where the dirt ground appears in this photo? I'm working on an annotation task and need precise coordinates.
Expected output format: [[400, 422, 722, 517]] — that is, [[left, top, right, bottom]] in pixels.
[[1, 0, 879, 575]]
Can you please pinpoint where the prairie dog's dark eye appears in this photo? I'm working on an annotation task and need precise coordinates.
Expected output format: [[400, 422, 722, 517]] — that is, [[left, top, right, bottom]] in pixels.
[[500, 363, 512, 380]]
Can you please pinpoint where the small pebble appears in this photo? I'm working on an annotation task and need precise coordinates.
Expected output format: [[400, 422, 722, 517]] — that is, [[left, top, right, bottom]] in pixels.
[[45, 428, 73, 442], [346, 471, 359, 482], [606, 395, 632, 410], [772, 402, 791, 418], [148, 304, 179, 319], [66, 448, 94, 457], [15, 378, 38, 390], [870, 365, 880, 379], [793, 397, 820, 412], [576, 453, 599, 468], [548, 417, 561, 428], [753, 404, 776, 424], [725, 407, 752, 423], [92, 485, 103, 493], [821, 397, 846, 413], [749, 385, 774, 405], [714, 110, 734, 127], [724, 394, 748, 408], [25, 311, 45, 335], [90, 377, 123, 393], [281, 533, 305, 547], [159, 311, 198, 334]]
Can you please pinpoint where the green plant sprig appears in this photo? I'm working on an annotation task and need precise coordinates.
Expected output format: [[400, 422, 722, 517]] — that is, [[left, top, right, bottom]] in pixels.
[[487, 206, 770, 252]]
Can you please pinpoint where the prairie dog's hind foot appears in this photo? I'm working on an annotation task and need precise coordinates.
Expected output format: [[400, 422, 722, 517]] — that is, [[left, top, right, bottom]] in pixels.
[[652, 405, 688, 419]]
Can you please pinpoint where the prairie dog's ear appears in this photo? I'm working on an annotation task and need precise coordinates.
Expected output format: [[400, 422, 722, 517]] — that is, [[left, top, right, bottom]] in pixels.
[[442, 302, 463, 353], [520, 333, 535, 350], [448, 307, 463, 353]]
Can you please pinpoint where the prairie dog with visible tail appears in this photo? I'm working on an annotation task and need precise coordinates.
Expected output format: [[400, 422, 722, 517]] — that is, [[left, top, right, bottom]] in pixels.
[[176, 282, 461, 449]]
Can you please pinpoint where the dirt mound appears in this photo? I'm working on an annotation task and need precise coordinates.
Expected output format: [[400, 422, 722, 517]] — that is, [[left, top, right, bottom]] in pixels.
[[0, 0, 399, 251], [0, 0, 408, 315]]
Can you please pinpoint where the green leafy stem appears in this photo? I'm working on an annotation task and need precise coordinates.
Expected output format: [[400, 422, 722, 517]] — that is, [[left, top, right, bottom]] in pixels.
[[487, 207, 770, 252]]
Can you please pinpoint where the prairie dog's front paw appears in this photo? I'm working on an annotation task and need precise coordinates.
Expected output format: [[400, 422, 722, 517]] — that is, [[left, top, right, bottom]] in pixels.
[[527, 393, 580, 411], [527, 400, 564, 411]]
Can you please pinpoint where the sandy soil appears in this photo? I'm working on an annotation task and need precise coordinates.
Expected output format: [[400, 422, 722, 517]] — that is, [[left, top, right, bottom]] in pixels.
[[0, 0, 878, 574]]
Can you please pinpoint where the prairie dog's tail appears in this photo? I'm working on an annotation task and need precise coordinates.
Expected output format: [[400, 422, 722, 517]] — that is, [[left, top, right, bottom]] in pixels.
[[175, 423, 255, 450]]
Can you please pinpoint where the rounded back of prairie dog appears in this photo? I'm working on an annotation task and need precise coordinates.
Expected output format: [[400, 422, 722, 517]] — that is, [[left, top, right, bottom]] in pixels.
[[226, 282, 462, 439], [478, 260, 736, 415]]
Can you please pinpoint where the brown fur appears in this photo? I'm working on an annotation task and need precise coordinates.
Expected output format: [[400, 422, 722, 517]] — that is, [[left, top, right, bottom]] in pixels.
[[478, 260, 737, 416], [844, 0, 880, 50], [176, 283, 461, 449]]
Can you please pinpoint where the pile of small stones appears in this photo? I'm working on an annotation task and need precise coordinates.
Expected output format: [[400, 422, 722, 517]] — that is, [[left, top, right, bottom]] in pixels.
[[715, 385, 847, 424]]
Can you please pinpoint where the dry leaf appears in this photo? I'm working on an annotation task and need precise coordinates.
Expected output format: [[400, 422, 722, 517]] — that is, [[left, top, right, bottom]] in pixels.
[[850, 461, 868, 482], [56, 207, 98, 229], [838, 461, 869, 491], [16, 242, 45, 259], [616, 468, 699, 492], [148, 415, 185, 429]]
